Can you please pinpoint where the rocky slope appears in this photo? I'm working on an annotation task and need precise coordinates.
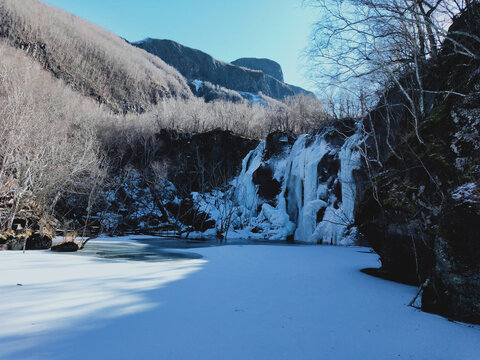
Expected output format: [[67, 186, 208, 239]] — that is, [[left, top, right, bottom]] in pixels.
[[133, 38, 314, 102], [232, 57, 313, 97], [90, 129, 258, 235]]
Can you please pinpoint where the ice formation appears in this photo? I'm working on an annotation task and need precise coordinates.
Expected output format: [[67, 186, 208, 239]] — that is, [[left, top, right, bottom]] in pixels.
[[230, 122, 364, 244]]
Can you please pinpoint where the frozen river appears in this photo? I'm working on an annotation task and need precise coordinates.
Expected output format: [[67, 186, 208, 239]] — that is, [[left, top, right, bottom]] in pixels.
[[0, 236, 479, 360]]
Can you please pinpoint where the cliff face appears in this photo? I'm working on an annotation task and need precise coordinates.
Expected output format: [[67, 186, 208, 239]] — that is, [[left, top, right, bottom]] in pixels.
[[133, 38, 313, 101], [82, 129, 259, 235], [356, 4, 480, 323], [232, 57, 285, 82], [232, 57, 315, 97]]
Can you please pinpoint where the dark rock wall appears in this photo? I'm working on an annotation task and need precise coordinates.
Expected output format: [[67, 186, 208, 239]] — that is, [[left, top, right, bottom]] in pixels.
[[94, 129, 258, 234], [357, 4, 480, 323], [153, 129, 259, 195]]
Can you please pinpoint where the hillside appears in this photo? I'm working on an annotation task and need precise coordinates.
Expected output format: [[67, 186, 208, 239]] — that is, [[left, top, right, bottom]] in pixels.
[[0, 37, 112, 236], [0, 0, 192, 113]]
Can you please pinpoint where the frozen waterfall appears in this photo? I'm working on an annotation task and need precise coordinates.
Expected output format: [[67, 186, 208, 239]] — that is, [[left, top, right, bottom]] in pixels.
[[233, 123, 363, 244]]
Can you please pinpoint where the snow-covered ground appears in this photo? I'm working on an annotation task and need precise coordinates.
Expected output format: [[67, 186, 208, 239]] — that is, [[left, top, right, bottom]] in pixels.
[[0, 237, 479, 360]]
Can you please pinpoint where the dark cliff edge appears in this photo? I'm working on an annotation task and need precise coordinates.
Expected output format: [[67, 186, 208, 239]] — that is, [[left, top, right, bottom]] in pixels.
[[356, 4, 480, 324], [132, 38, 314, 101]]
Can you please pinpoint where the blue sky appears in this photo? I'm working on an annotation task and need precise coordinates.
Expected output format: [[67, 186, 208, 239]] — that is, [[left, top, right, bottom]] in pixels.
[[42, 0, 318, 92]]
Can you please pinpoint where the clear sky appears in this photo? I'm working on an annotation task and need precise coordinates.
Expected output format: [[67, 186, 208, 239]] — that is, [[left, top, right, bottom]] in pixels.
[[42, 0, 318, 92]]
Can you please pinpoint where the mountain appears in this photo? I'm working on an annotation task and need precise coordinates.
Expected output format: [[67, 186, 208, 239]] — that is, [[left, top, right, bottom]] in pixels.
[[133, 38, 314, 102], [0, 0, 192, 113], [0, 0, 314, 112]]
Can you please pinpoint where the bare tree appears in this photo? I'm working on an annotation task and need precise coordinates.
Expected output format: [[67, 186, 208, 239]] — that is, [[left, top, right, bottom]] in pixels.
[[306, 0, 479, 134], [0, 42, 104, 236]]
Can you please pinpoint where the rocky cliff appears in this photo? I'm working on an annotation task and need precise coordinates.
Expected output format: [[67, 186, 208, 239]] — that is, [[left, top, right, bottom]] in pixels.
[[356, 4, 480, 323], [133, 38, 314, 102], [232, 57, 313, 97], [91, 129, 258, 235]]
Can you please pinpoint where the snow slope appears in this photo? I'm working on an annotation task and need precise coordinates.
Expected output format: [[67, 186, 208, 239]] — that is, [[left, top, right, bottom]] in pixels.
[[0, 238, 479, 360]]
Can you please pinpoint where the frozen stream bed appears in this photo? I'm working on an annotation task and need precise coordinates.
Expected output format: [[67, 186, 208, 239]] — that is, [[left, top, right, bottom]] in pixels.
[[0, 236, 479, 360]]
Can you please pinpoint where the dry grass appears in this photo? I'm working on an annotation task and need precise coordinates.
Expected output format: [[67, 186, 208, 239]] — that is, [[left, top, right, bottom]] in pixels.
[[0, 0, 192, 113]]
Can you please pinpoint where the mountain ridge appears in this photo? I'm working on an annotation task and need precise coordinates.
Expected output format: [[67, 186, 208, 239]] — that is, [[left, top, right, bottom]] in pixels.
[[133, 38, 315, 102]]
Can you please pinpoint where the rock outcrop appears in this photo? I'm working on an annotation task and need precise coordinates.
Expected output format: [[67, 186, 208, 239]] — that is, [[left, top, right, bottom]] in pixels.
[[232, 58, 285, 82], [232, 58, 314, 97], [51, 241, 79, 252], [1, 231, 52, 250]]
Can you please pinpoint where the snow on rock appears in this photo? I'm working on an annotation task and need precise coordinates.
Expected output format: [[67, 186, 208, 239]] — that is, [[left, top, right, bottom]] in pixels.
[[237, 91, 268, 106], [173, 121, 364, 244], [452, 182, 480, 204], [99, 170, 174, 234]]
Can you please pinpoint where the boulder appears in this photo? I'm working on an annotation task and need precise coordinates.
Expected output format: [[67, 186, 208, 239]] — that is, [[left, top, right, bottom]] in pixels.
[[25, 233, 52, 250], [252, 165, 281, 202], [422, 183, 480, 323], [51, 241, 79, 252], [265, 131, 297, 159]]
